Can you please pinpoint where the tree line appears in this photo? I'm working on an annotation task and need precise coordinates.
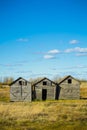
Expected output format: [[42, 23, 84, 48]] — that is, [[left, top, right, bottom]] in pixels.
[[0, 77, 14, 85]]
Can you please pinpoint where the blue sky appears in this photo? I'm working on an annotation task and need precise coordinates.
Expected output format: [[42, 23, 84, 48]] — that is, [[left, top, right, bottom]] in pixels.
[[0, 0, 87, 80]]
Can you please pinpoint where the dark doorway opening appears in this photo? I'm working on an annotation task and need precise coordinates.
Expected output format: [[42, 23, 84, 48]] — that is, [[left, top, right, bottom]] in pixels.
[[42, 89, 47, 100], [55, 85, 61, 100]]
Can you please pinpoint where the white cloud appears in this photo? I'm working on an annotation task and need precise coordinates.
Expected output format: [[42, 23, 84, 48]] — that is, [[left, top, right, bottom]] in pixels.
[[64, 48, 74, 53], [44, 55, 55, 59], [75, 47, 87, 53], [65, 47, 87, 53], [43, 49, 60, 59], [43, 47, 87, 58], [69, 40, 79, 44], [48, 49, 60, 54], [76, 53, 87, 56], [76, 65, 84, 68], [16, 38, 29, 42]]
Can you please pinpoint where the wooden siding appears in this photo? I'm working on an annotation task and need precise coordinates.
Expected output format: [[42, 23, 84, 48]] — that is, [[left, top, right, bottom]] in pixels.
[[10, 78, 31, 102], [33, 78, 57, 101], [34, 85, 56, 100], [58, 76, 80, 99], [10, 76, 80, 102]]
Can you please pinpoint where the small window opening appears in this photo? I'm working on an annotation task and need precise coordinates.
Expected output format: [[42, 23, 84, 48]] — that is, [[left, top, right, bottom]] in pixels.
[[19, 81, 22, 85], [68, 79, 72, 84], [43, 81, 47, 85]]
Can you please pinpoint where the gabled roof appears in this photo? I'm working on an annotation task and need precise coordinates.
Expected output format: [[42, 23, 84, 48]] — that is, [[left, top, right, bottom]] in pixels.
[[10, 77, 31, 86], [58, 75, 80, 85], [32, 77, 57, 86]]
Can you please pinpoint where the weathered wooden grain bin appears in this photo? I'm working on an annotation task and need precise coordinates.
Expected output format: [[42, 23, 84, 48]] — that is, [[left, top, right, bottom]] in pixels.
[[10, 77, 32, 102], [32, 77, 58, 101], [58, 75, 80, 99]]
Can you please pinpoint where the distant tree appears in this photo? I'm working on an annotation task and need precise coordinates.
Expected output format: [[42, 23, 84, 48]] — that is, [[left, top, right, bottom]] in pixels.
[[29, 77, 44, 85], [3, 77, 14, 84], [52, 75, 62, 83], [0, 77, 3, 84]]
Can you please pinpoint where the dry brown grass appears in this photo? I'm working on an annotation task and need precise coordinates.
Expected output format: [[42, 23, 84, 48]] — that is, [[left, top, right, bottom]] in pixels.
[[0, 87, 10, 102], [0, 83, 87, 129], [80, 82, 87, 99], [0, 100, 87, 122], [0, 100, 87, 130]]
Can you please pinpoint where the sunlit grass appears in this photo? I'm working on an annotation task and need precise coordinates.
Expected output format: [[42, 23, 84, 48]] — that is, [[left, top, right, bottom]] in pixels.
[[0, 82, 87, 130], [80, 82, 87, 99], [0, 100, 87, 130], [0, 87, 10, 102]]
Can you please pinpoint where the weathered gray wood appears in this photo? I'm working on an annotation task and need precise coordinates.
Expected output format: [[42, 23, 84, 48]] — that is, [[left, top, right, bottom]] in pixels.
[[32, 77, 57, 101], [10, 77, 32, 102], [10, 76, 80, 102], [58, 76, 80, 99]]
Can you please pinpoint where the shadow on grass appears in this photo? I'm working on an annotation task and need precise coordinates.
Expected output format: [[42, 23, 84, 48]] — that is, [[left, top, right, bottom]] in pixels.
[[0, 119, 87, 130]]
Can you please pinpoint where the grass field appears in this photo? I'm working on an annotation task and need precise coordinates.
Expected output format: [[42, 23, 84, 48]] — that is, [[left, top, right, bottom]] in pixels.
[[0, 100, 87, 130], [0, 87, 10, 102], [80, 81, 87, 99], [0, 82, 87, 130]]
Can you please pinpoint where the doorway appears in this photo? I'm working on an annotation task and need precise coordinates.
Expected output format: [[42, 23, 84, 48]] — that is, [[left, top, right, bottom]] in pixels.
[[42, 89, 47, 100]]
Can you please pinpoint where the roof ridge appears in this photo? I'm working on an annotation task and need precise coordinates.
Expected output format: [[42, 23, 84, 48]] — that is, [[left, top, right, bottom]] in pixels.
[[10, 77, 31, 86]]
